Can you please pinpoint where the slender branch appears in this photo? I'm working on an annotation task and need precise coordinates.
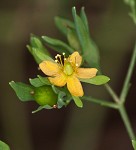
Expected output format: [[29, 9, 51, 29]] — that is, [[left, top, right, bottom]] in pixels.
[[82, 96, 119, 109], [105, 84, 120, 103], [120, 43, 136, 103], [119, 105, 136, 140]]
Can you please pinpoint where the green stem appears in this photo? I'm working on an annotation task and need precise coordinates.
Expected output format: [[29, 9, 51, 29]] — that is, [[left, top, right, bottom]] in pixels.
[[119, 104, 135, 140], [120, 43, 136, 103], [82, 96, 119, 109], [105, 84, 120, 103]]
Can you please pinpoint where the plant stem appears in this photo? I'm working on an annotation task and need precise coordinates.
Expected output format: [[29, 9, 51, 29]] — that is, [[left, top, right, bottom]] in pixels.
[[119, 104, 135, 140], [120, 43, 136, 103], [82, 96, 119, 109], [107, 84, 136, 140], [105, 84, 120, 103]]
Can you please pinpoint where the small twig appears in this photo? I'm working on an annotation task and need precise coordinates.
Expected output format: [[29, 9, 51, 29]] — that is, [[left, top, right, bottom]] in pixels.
[[119, 105, 136, 140], [82, 96, 119, 109], [120, 43, 136, 103], [104, 84, 120, 103]]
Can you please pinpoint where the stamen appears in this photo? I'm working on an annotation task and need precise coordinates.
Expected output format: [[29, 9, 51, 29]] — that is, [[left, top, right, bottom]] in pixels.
[[76, 63, 79, 67], [55, 60, 58, 63], [30, 90, 34, 95], [58, 55, 63, 65], [62, 52, 65, 55], [53, 105, 57, 109]]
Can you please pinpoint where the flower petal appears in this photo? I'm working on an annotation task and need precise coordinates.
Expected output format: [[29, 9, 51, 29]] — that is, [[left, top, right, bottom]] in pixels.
[[67, 76, 84, 97], [69, 51, 82, 67], [39, 61, 60, 76], [76, 68, 98, 79], [48, 73, 67, 87]]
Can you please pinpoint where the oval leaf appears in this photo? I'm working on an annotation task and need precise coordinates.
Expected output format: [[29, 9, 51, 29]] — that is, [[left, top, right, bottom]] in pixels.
[[72, 96, 83, 108], [37, 75, 51, 85], [29, 78, 46, 87], [0, 141, 10, 150], [27, 35, 51, 64], [27, 45, 41, 63], [9, 81, 34, 101], [42, 36, 74, 54], [80, 75, 110, 85], [33, 48, 53, 62]]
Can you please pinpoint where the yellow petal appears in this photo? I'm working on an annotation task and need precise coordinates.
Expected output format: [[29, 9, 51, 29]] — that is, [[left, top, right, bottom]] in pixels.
[[39, 61, 60, 76], [67, 76, 84, 97], [76, 68, 98, 79], [69, 51, 82, 67], [48, 73, 67, 87]]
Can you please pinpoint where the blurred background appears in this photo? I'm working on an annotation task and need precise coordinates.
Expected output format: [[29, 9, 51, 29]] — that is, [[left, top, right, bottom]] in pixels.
[[0, 0, 136, 150]]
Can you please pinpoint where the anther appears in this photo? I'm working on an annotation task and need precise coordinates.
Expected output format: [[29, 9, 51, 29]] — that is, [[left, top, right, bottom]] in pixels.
[[55, 56, 58, 59], [30, 91, 35, 95], [62, 52, 65, 55], [57, 54, 61, 57], [53, 105, 57, 109], [76, 64, 79, 67]]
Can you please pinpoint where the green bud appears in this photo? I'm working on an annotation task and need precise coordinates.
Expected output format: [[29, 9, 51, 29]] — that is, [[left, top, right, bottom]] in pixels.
[[33, 85, 58, 106]]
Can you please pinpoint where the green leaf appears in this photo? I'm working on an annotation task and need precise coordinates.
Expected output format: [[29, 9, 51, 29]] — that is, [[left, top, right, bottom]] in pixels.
[[37, 75, 51, 85], [42, 36, 74, 54], [27, 45, 41, 63], [30, 34, 45, 49], [27, 35, 51, 63], [55, 16, 75, 36], [72, 7, 100, 68], [80, 7, 89, 33], [57, 91, 67, 108], [30, 34, 50, 56], [72, 96, 83, 108], [29, 78, 46, 87], [32, 105, 53, 113], [9, 81, 34, 101], [0, 141, 10, 150], [80, 75, 110, 85], [132, 140, 136, 150], [52, 85, 72, 108], [67, 28, 81, 51], [32, 48, 53, 63]]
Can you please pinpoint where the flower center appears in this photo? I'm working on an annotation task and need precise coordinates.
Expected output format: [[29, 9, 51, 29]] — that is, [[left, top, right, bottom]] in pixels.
[[64, 62, 74, 76]]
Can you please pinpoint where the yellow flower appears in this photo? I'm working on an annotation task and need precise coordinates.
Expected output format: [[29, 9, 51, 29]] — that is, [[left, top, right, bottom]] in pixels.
[[39, 51, 98, 97]]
